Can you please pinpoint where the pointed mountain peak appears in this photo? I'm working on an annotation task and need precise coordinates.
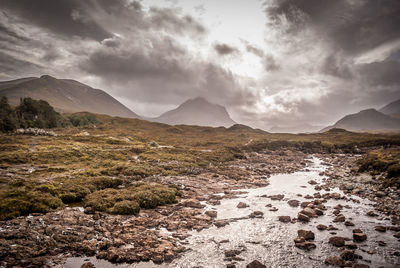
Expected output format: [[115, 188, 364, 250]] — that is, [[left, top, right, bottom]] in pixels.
[[40, 74, 56, 80]]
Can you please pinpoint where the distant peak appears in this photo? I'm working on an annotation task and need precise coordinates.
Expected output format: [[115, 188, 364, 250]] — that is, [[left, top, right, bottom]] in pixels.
[[188, 96, 208, 103], [40, 75, 56, 80], [359, 108, 378, 113]]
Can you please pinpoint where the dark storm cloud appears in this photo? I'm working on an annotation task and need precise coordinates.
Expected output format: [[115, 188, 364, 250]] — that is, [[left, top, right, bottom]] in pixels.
[[358, 60, 400, 87], [214, 43, 239, 55], [266, 0, 400, 55], [0, 52, 44, 79], [1, 0, 111, 41]]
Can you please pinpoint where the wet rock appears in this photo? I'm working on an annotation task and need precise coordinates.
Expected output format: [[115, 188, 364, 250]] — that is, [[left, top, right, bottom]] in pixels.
[[294, 237, 305, 243], [287, 200, 300, 207], [308, 180, 317, 185], [300, 201, 311, 208], [304, 194, 314, 199], [324, 256, 344, 266], [345, 241, 357, 249], [333, 214, 346, 222], [269, 207, 278, 212], [353, 233, 367, 242], [317, 224, 327, 230], [352, 228, 362, 233], [366, 210, 378, 217], [297, 213, 310, 222], [81, 263, 95, 268], [237, 202, 249, 208], [246, 260, 266, 268], [246, 260, 267, 268], [330, 193, 341, 199], [297, 230, 315, 240], [344, 221, 354, 226], [374, 226, 387, 232], [375, 191, 386, 198], [329, 236, 346, 247], [225, 249, 242, 258], [393, 232, 400, 238], [300, 207, 316, 217], [278, 216, 291, 223], [294, 241, 316, 250], [340, 250, 360, 261], [314, 208, 324, 216], [226, 264, 236, 268], [205, 210, 217, 218], [249, 211, 264, 218], [377, 240, 386, 246], [268, 194, 284, 201], [214, 220, 229, 228], [354, 264, 369, 268]]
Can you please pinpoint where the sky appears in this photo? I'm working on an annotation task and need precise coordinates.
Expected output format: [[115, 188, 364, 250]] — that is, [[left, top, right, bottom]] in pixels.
[[1, 0, 400, 130]]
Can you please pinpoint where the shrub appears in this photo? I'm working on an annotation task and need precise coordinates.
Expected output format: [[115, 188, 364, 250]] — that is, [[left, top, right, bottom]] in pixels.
[[110, 200, 140, 215]]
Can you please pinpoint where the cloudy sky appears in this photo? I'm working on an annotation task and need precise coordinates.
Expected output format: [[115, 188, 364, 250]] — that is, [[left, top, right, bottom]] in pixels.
[[1, 0, 400, 130]]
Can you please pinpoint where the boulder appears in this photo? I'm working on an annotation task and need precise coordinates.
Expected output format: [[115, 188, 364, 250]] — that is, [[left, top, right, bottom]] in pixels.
[[333, 214, 345, 222], [287, 200, 300, 207], [353, 233, 367, 242], [278, 216, 291, 223], [294, 241, 316, 250], [324, 256, 344, 266], [297, 213, 310, 222], [316, 224, 327, 230], [329, 236, 345, 247], [249, 211, 264, 218], [205, 211, 217, 218], [297, 230, 315, 241], [246, 260, 266, 268], [237, 202, 249, 208]]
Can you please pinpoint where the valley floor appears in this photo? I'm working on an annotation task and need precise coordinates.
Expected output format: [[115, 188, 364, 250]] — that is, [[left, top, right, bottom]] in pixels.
[[1, 150, 400, 267]]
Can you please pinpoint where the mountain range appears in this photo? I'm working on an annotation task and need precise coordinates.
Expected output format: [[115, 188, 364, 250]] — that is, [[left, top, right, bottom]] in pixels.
[[0, 75, 236, 128]]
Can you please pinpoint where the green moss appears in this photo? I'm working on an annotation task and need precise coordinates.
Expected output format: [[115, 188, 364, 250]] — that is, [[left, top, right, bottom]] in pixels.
[[110, 200, 140, 215], [83, 184, 179, 215]]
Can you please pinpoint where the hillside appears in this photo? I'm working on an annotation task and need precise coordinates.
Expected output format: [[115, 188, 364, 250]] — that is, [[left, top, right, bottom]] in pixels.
[[380, 99, 400, 118], [0, 75, 140, 118], [322, 109, 400, 132], [151, 97, 236, 127]]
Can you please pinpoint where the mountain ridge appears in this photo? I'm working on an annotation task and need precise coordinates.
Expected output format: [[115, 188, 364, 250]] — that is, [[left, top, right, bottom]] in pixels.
[[0, 75, 140, 119], [150, 97, 236, 127]]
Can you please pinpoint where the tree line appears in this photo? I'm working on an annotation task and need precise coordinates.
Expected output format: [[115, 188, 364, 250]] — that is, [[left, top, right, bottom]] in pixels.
[[0, 96, 99, 132]]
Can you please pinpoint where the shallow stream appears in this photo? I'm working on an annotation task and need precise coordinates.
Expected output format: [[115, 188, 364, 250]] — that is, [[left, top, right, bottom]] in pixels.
[[64, 157, 400, 268]]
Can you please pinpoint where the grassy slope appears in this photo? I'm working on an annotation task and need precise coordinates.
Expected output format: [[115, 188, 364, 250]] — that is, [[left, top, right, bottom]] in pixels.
[[1, 113, 400, 220]]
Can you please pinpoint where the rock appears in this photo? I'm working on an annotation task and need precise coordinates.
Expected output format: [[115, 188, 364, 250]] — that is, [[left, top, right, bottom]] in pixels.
[[294, 237, 305, 243], [394, 232, 400, 238], [181, 199, 205, 208], [317, 224, 327, 230], [333, 214, 346, 222], [375, 191, 386, 198], [287, 200, 300, 207], [81, 263, 95, 268], [269, 207, 278, 212], [300, 207, 316, 217], [330, 193, 341, 199], [329, 236, 346, 247], [215, 220, 228, 228], [249, 211, 264, 218], [300, 201, 310, 208], [327, 225, 338, 231], [352, 228, 362, 233], [377, 240, 386, 246], [297, 213, 310, 222], [294, 241, 316, 250], [268, 194, 284, 201], [246, 260, 266, 268], [353, 233, 367, 242], [297, 230, 315, 240], [304, 194, 313, 199], [227, 264, 236, 268], [276, 216, 290, 223], [225, 249, 242, 257], [205, 210, 217, 218], [308, 180, 317, 185], [374, 226, 387, 232], [366, 210, 378, 217], [314, 208, 324, 216], [324, 256, 344, 266], [345, 241, 357, 249], [354, 264, 369, 268], [340, 250, 360, 261], [237, 202, 249, 208], [344, 221, 354, 226]]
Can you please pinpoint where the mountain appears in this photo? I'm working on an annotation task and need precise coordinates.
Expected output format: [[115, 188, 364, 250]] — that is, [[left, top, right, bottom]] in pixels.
[[269, 124, 323, 134], [0, 75, 140, 118], [321, 109, 400, 132], [151, 97, 236, 127], [379, 99, 400, 118]]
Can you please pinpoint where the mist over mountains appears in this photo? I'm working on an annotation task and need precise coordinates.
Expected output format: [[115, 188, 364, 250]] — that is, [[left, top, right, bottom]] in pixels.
[[1, 75, 400, 132]]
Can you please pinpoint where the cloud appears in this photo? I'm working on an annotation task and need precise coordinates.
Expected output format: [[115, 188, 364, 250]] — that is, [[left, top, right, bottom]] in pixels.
[[214, 43, 239, 56]]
